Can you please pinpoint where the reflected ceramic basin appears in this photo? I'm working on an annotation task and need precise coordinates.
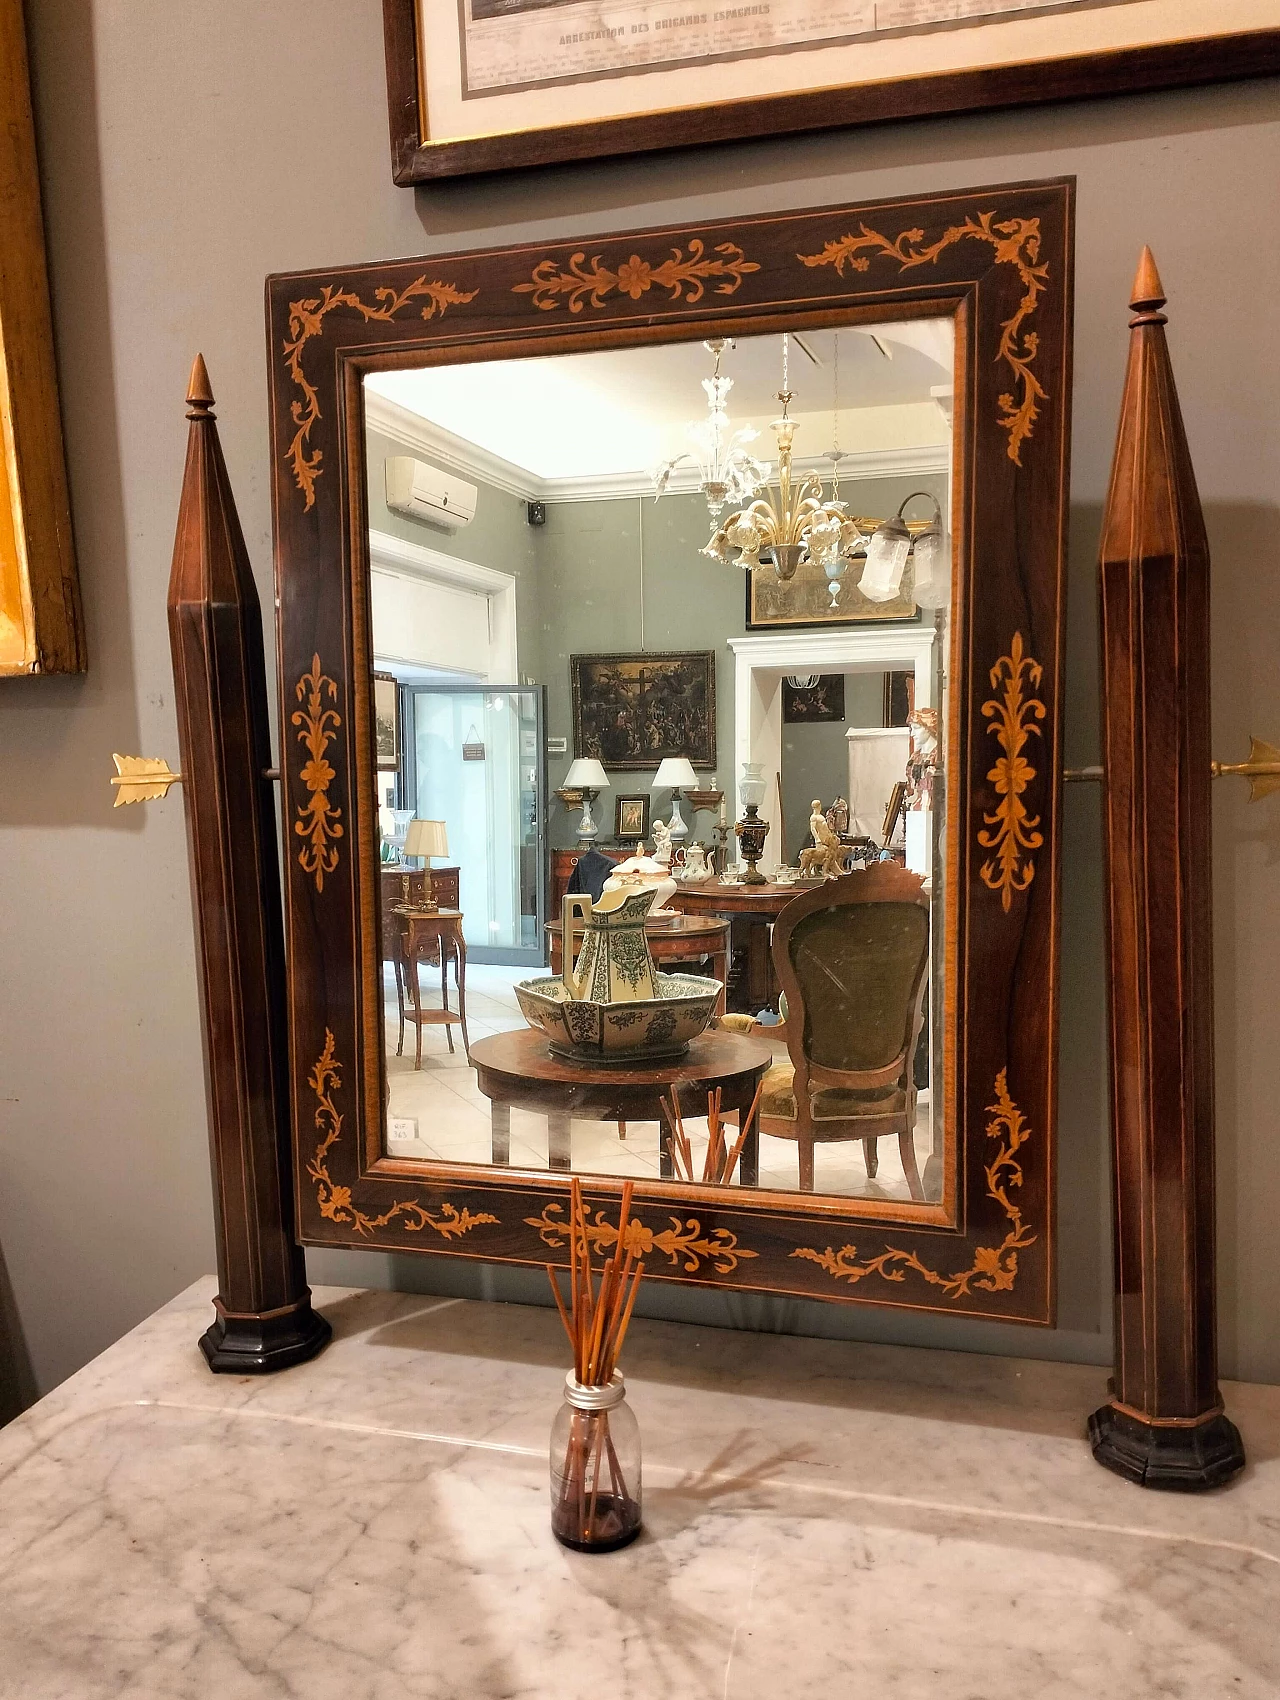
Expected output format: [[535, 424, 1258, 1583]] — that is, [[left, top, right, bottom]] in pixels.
[[514, 971, 721, 1064]]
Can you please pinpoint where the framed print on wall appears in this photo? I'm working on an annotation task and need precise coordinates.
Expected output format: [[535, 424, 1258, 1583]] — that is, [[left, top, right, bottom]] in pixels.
[[373, 672, 400, 769], [571, 651, 716, 771], [614, 793, 650, 841], [382, 0, 1280, 182]]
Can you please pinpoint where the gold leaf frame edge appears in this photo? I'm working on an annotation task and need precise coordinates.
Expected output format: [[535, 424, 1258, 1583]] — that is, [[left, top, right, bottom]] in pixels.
[[791, 1069, 1035, 1298], [307, 1031, 498, 1241]]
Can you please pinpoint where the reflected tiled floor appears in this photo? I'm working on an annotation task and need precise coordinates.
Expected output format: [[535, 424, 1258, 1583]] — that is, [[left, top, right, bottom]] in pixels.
[[383, 963, 936, 1200]]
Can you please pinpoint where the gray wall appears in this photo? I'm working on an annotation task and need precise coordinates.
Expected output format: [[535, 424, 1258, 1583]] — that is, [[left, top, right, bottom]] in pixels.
[[537, 492, 740, 848], [1, 0, 1277, 1399], [780, 672, 884, 862], [365, 424, 543, 684]]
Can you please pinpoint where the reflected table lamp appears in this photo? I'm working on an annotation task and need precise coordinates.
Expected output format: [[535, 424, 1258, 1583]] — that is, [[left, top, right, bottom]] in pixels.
[[653, 756, 699, 844], [563, 757, 609, 844], [402, 818, 449, 910]]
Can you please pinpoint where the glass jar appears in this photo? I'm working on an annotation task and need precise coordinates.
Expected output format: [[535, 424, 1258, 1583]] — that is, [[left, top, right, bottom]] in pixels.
[[549, 1370, 642, 1553]]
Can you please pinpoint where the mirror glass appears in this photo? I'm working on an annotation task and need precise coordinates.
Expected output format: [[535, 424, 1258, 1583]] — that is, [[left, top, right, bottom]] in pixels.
[[366, 317, 954, 1211]]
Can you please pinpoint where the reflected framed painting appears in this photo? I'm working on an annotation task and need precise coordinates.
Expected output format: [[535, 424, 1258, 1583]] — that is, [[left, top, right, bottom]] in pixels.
[[0, 0, 83, 677], [382, 0, 1280, 181]]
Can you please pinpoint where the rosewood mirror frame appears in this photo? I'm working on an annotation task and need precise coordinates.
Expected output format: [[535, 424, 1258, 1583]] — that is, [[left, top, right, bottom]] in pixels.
[[267, 178, 1074, 1325]]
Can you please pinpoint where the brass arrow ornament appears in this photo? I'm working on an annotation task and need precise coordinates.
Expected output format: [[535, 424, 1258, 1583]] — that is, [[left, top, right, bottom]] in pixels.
[[1211, 736, 1280, 802], [110, 752, 183, 806]]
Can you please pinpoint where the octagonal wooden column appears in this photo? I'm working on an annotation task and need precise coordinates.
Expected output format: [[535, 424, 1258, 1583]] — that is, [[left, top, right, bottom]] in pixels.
[[168, 356, 331, 1373], [1088, 252, 1243, 1489]]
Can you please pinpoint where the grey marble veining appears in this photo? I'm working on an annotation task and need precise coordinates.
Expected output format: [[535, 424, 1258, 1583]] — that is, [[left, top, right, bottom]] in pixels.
[[0, 1280, 1277, 1698]]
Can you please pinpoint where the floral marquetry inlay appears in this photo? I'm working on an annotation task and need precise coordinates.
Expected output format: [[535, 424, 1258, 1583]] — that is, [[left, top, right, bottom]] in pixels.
[[791, 1071, 1036, 1299], [292, 655, 344, 894], [282, 275, 477, 510], [977, 632, 1046, 911], [307, 1032, 498, 1241], [513, 239, 758, 314], [527, 1201, 757, 1275], [798, 211, 1049, 465]]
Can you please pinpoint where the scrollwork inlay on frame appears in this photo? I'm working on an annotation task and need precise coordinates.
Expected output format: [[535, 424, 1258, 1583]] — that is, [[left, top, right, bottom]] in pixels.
[[791, 1070, 1035, 1299], [307, 1031, 499, 1241], [292, 654, 344, 894], [282, 275, 477, 510], [514, 239, 758, 314], [977, 632, 1046, 912], [526, 1201, 757, 1275], [798, 211, 1048, 465]]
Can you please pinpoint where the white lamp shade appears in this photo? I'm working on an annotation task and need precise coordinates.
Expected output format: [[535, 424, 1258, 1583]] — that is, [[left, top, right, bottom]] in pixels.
[[859, 525, 912, 603], [911, 527, 952, 609], [403, 818, 449, 860], [652, 756, 699, 790], [564, 757, 609, 790]]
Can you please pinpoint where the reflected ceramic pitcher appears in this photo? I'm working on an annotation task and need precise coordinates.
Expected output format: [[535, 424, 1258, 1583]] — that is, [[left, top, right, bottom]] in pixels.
[[561, 887, 659, 1005]]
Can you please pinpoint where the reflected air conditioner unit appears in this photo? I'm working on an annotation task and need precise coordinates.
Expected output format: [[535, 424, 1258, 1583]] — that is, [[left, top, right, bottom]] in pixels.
[[384, 456, 478, 532]]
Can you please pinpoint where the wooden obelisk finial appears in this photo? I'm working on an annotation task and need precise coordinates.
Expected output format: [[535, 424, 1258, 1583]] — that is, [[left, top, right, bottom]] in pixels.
[[186, 352, 215, 416], [1089, 256, 1243, 1489], [167, 356, 331, 1374]]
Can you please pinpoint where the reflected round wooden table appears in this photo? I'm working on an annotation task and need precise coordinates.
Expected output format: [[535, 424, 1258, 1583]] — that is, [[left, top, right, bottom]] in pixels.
[[544, 913, 730, 1016], [668, 877, 807, 1011], [469, 1025, 773, 1185]]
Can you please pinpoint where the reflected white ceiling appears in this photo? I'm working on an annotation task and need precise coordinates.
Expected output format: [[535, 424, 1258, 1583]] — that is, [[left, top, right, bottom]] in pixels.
[[365, 321, 952, 485]]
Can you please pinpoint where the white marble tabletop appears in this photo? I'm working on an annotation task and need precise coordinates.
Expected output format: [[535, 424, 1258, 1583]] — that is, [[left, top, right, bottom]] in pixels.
[[1, 1278, 1277, 1698]]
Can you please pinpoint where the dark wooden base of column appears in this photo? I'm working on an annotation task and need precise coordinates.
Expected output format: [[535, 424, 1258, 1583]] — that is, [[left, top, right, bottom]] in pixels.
[[199, 1294, 332, 1375], [1088, 1401, 1245, 1492]]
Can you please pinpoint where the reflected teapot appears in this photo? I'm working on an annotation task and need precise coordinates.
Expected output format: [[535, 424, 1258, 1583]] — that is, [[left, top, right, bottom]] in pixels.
[[561, 887, 659, 1005]]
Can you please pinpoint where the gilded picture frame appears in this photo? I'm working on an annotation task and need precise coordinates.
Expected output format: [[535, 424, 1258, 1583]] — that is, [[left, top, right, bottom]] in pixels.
[[383, 0, 1280, 183], [0, 0, 83, 677], [571, 651, 716, 772]]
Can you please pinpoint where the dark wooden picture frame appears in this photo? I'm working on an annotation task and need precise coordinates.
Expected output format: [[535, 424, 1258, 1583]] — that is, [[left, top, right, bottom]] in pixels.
[[267, 178, 1073, 1325], [382, 0, 1280, 183], [570, 651, 716, 772], [372, 671, 399, 770], [614, 794, 650, 842], [782, 675, 846, 725]]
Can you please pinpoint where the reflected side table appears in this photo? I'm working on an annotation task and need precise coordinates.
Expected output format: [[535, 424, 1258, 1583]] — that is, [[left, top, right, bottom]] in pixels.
[[402, 909, 469, 1067]]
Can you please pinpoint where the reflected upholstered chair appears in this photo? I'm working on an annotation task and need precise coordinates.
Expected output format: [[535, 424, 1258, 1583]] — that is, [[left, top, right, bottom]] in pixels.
[[735, 864, 931, 1197]]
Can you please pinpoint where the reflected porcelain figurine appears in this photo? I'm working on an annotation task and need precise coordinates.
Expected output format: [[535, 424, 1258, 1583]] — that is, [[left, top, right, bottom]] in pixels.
[[650, 818, 673, 867], [906, 708, 940, 811], [799, 798, 846, 879], [825, 796, 849, 838]]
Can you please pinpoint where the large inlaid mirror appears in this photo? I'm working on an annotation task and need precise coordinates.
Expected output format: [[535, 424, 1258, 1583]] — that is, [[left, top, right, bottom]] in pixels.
[[270, 180, 1072, 1322]]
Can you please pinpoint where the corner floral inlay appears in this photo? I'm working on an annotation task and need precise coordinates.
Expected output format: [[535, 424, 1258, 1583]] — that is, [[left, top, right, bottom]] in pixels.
[[307, 1031, 499, 1241], [283, 276, 477, 510], [526, 1201, 757, 1275], [977, 632, 1045, 911], [292, 655, 344, 894], [791, 1070, 1035, 1300], [514, 239, 758, 314], [798, 211, 1049, 465]]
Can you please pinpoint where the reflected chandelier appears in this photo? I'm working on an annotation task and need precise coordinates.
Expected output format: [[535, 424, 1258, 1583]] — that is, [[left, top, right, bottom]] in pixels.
[[653, 338, 768, 518], [701, 333, 868, 584]]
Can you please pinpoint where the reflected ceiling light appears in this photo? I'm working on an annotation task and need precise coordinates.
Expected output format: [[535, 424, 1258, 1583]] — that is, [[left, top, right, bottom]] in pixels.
[[653, 338, 768, 518], [702, 333, 854, 582]]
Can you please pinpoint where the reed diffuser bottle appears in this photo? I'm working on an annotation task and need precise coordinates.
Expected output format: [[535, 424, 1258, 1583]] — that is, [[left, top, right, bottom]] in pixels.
[[546, 1178, 646, 1553], [550, 1370, 641, 1552]]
